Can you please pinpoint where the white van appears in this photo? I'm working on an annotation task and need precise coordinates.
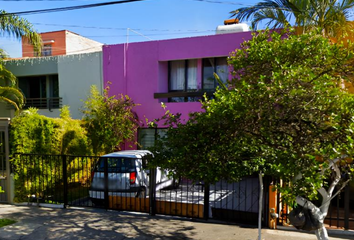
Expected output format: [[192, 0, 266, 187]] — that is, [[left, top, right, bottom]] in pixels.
[[89, 150, 175, 204]]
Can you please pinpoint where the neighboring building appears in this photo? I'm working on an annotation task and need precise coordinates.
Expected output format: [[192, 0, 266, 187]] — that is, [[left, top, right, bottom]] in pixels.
[[103, 30, 253, 149], [3, 52, 103, 119], [0, 30, 104, 119], [22, 30, 103, 57]]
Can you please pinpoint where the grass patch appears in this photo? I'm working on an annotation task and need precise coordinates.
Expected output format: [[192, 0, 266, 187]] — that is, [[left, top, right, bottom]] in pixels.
[[0, 218, 16, 228]]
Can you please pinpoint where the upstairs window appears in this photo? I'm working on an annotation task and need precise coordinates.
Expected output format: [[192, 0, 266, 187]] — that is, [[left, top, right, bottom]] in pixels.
[[154, 57, 229, 103], [42, 44, 52, 56], [203, 57, 228, 91], [18, 74, 61, 110], [169, 59, 198, 102]]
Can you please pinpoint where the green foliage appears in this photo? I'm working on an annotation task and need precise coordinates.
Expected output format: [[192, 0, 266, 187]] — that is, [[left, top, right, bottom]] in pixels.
[[10, 107, 91, 156], [0, 10, 42, 54], [81, 85, 140, 155], [231, 0, 354, 38], [0, 9, 41, 110], [9, 107, 93, 202], [0, 50, 24, 111], [150, 29, 354, 204]]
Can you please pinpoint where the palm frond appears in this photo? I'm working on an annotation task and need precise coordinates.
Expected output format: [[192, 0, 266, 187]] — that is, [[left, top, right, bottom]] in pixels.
[[0, 86, 25, 110], [0, 10, 42, 54]]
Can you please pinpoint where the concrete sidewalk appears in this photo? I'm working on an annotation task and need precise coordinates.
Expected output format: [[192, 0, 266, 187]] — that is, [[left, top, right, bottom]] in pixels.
[[0, 204, 353, 240]]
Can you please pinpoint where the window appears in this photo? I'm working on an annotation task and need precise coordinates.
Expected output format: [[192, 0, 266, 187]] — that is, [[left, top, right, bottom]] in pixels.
[[169, 59, 199, 102], [154, 57, 229, 102], [203, 57, 228, 91], [42, 45, 52, 56], [18, 74, 61, 109], [138, 128, 167, 149]]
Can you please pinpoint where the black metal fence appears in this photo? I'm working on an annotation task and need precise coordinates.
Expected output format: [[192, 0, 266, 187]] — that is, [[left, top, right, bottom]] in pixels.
[[13, 154, 268, 226], [13, 154, 99, 206]]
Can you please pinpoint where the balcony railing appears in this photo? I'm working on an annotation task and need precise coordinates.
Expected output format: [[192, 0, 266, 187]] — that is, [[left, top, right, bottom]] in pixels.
[[24, 98, 62, 111], [154, 91, 215, 101]]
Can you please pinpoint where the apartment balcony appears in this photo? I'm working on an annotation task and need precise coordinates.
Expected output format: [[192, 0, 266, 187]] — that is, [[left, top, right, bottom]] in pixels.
[[24, 97, 62, 110], [154, 91, 214, 102]]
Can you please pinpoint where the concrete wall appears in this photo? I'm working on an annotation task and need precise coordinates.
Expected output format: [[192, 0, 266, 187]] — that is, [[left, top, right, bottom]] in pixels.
[[5, 57, 58, 76], [103, 32, 253, 128], [58, 51, 103, 119], [66, 31, 103, 55]]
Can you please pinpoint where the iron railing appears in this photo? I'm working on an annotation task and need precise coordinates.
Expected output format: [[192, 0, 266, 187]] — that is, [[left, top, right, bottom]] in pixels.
[[13, 154, 268, 225], [24, 98, 62, 110]]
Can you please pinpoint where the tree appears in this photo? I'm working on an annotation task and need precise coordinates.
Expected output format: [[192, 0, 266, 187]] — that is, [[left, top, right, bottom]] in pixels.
[[230, 0, 354, 37], [0, 10, 42, 110], [149, 29, 354, 240], [81, 85, 140, 155]]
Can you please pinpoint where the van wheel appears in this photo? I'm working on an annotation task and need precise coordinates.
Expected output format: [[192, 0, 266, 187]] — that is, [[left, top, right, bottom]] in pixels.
[[137, 188, 146, 198]]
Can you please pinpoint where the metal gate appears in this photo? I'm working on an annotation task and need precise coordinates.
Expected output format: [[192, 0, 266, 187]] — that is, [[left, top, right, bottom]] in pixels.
[[14, 154, 268, 225]]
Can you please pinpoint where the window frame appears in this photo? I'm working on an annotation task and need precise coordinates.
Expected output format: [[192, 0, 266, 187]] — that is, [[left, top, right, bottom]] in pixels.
[[202, 57, 228, 92], [168, 59, 199, 102]]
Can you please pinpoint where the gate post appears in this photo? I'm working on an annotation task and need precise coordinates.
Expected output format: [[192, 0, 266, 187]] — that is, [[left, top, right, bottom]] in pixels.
[[104, 157, 109, 210], [203, 183, 210, 220], [344, 184, 350, 230], [149, 168, 156, 216], [62, 155, 68, 208]]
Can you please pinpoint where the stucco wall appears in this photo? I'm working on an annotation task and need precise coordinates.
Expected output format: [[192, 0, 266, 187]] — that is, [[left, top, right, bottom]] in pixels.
[[103, 32, 253, 127], [66, 31, 103, 55], [58, 51, 103, 119], [5, 57, 58, 76]]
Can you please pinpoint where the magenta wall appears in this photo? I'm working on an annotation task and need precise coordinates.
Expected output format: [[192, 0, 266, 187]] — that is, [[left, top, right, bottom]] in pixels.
[[103, 32, 253, 129]]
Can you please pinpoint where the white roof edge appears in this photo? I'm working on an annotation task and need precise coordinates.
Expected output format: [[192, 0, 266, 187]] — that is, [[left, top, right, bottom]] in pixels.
[[101, 150, 152, 158]]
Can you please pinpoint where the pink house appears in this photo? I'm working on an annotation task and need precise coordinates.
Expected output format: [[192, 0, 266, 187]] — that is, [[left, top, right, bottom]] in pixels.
[[103, 31, 253, 149]]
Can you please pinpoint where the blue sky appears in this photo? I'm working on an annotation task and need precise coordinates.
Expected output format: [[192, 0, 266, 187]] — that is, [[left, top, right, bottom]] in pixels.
[[1, 0, 260, 57]]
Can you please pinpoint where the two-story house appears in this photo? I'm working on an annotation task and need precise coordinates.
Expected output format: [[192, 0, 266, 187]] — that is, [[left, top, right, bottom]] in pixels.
[[102, 29, 253, 149], [2, 30, 103, 119]]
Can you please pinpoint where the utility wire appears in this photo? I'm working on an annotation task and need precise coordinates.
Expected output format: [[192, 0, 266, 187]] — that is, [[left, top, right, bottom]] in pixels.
[[0, 0, 145, 16], [32, 22, 218, 32]]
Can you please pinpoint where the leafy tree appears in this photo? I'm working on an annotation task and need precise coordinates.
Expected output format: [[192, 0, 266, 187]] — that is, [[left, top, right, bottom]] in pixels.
[[230, 0, 354, 37], [81, 85, 140, 155], [150, 29, 354, 240]]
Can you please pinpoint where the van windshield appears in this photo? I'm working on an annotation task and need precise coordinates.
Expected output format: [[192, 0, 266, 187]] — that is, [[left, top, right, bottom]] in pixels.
[[96, 157, 136, 173]]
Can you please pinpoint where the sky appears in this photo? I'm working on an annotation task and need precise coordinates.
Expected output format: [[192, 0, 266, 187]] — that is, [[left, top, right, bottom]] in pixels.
[[0, 0, 260, 58]]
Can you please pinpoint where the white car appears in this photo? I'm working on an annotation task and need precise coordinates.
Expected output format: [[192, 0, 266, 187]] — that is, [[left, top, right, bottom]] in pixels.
[[89, 150, 175, 204]]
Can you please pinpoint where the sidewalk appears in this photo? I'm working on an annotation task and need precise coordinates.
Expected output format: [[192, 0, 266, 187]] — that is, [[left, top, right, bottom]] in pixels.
[[0, 204, 353, 240]]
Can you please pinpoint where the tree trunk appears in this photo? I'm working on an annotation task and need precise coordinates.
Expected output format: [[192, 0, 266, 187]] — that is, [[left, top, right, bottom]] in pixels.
[[294, 159, 345, 240], [258, 172, 263, 240], [315, 226, 329, 240]]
